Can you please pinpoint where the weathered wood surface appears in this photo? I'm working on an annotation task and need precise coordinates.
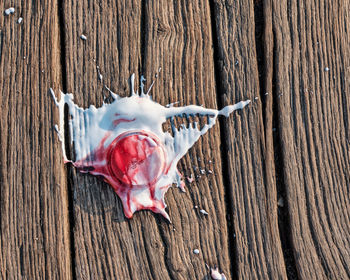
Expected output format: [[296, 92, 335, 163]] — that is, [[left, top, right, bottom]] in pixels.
[[211, 1, 287, 278], [0, 1, 72, 279], [272, 0, 350, 278], [1, 0, 349, 279], [142, 1, 233, 279], [63, 0, 232, 279]]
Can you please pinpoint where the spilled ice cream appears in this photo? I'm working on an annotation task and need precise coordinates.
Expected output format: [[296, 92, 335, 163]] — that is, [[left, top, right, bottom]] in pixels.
[[51, 74, 250, 220]]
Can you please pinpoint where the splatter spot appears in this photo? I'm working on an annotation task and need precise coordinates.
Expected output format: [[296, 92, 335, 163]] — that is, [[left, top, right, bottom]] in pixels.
[[51, 74, 250, 220], [5, 7, 15, 15], [211, 267, 226, 280]]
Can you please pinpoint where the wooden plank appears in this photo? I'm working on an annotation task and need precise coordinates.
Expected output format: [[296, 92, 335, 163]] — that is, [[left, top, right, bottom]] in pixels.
[[63, 0, 236, 279], [0, 1, 72, 279], [62, 1, 175, 279], [272, 0, 350, 278], [142, 0, 233, 279], [211, 0, 288, 278]]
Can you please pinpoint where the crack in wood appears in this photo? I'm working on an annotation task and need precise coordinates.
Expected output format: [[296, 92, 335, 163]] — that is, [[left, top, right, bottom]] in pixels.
[[57, 2, 77, 279], [254, 0, 300, 278], [140, 0, 147, 76], [271, 24, 299, 280], [155, 219, 175, 280], [209, 1, 239, 279]]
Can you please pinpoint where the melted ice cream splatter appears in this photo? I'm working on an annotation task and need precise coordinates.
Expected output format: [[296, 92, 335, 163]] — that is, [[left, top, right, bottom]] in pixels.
[[50, 74, 250, 220]]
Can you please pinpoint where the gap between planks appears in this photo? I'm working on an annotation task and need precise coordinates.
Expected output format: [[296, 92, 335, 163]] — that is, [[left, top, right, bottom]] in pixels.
[[57, 1, 77, 279]]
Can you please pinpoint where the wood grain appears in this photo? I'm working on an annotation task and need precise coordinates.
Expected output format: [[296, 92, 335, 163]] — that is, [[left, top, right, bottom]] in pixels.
[[142, 0, 233, 279], [211, 0, 288, 278], [63, 1, 179, 279], [63, 0, 234, 279], [0, 1, 72, 279], [62, 1, 162, 279], [272, 0, 350, 278], [2, 0, 349, 278]]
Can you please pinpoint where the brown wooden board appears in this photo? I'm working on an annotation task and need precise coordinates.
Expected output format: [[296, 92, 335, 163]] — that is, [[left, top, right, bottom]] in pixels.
[[0, 1, 72, 279], [2, 0, 350, 279], [61, 1, 160, 279], [272, 0, 350, 279], [211, 0, 287, 278], [142, 0, 233, 279], [62, 0, 235, 279]]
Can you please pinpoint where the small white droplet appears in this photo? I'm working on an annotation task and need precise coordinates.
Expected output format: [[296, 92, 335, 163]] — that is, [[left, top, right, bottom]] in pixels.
[[265, 92, 269, 96], [200, 169, 205, 175], [211, 268, 227, 280], [5, 7, 15, 15], [17, 17, 23, 24], [255, 97, 259, 100], [80, 34, 87, 41], [200, 209, 209, 215], [324, 67, 330, 72], [193, 249, 199, 254]]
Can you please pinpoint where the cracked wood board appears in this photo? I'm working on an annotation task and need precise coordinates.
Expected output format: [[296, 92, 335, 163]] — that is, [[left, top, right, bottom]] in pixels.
[[3, 0, 349, 279], [62, 0, 236, 279], [141, 1, 233, 279], [211, 0, 287, 278], [0, 1, 72, 279], [272, 0, 350, 278]]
